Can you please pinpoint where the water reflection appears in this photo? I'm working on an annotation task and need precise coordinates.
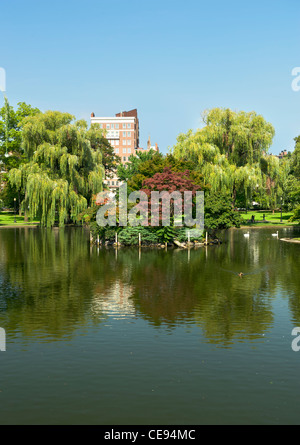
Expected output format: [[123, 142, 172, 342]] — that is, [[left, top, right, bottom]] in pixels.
[[0, 226, 299, 347], [92, 280, 135, 320]]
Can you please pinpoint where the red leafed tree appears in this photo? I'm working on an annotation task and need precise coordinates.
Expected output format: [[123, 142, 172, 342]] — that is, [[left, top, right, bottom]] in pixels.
[[140, 167, 201, 224], [141, 167, 201, 195]]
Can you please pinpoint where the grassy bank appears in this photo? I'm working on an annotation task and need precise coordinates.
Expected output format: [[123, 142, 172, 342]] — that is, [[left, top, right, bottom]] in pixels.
[[0, 212, 39, 226], [240, 210, 297, 226]]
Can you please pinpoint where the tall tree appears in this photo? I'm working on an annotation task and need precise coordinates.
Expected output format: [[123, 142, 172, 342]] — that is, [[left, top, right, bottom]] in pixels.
[[202, 107, 275, 166], [9, 111, 104, 226], [0, 99, 40, 170], [171, 111, 275, 210], [291, 136, 300, 179]]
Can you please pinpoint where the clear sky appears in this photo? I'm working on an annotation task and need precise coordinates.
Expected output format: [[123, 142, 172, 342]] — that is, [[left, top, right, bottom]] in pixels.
[[0, 0, 300, 154]]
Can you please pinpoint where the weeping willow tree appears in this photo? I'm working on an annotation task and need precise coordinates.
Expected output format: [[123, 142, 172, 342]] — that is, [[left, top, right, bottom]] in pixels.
[[231, 163, 263, 210], [171, 123, 264, 209], [260, 154, 291, 210], [201, 108, 275, 166], [9, 111, 104, 227], [291, 136, 300, 179], [172, 129, 232, 192]]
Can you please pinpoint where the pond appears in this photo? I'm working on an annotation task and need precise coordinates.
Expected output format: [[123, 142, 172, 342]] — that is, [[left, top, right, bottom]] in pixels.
[[0, 226, 300, 425]]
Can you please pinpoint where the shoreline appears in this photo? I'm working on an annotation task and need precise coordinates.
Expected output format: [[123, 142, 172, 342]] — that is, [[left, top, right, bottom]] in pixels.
[[0, 224, 40, 229], [280, 238, 300, 244], [239, 224, 299, 229], [0, 223, 298, 230]]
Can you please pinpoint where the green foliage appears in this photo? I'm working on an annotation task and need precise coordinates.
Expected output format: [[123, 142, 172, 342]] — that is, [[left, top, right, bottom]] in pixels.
[[202, 107, 275, 166], [153, 225, 177, 244], [290, 205, 300, 223], [0, 99, 41, 170], [126, 153, 206, 192], [118, 226, 160, 246], [0, 181, 20, 209], [0, 100, 41, 208], [170, 108, 293, 213], [204, 192, 243, 230], [291, 136, 300, 179], [8, 111, 104, 227], [282, 176, 300, 211], [117, 149, 162, 184], [175, 227, 203, 242]]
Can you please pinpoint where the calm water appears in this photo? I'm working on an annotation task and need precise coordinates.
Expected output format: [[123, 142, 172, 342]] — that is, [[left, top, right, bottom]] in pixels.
[[0, 226, 300, 425]]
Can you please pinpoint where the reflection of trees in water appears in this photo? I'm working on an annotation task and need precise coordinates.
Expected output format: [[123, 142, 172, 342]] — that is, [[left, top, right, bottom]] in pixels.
[[127, 247, 275, 345], [0, 228, 103, 339], [0, 229, 140, 339], [192, 229, 300, 345], [279, 242, 300, 325], [0, 227, 299, 346], [127, 229, 300, 345]]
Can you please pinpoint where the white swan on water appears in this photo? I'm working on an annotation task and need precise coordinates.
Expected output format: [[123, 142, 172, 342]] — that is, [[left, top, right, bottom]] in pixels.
[[272, 231, 279, 237], [244, 232, 250, 238]]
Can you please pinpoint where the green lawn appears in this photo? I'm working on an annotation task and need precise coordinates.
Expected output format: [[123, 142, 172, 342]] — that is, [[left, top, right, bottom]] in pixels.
[[240, 210, 296, 226], [0, 212, 39, 226], [0, 209, 297, 228]]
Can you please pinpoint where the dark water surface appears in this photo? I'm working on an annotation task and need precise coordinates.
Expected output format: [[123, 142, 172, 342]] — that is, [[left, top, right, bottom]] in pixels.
[[0, 226, 300, 425]]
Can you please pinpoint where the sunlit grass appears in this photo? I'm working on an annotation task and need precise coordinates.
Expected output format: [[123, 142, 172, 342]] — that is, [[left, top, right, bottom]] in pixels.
[[240, 210, 296, 226], [0, 212, 39, 226]]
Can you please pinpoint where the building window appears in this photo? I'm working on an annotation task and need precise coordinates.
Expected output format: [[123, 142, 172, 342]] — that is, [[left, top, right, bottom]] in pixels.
[[100, 124, 103, 129], [127, 147, 131, 153], [116, 140, 119, 146], [127, 131, 131, 137], [111, 124, 114, 129], [123, 148, 127, 153], [123, 156, 126, 161], [127, 123, 131, 128], [112, 181, 114, 186], [127, 140, 131, 145], [123, 131, 126, 137], [106, 124, 110, 129], [115, 124, 119, 129], [115, 148, 119, 153], [123, 140, 126, 145]]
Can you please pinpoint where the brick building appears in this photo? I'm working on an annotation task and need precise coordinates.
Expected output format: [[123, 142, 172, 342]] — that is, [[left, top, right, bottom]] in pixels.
[[90, 109, 159, 190]]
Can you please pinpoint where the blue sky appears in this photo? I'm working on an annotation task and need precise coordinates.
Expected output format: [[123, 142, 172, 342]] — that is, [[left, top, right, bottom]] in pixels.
[[0, 0, 300, 154]]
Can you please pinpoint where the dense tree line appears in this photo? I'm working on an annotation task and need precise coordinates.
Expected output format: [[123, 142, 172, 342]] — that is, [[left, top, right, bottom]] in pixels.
[[1, 103, 300, 235]]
